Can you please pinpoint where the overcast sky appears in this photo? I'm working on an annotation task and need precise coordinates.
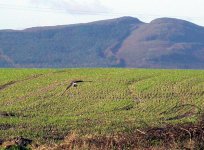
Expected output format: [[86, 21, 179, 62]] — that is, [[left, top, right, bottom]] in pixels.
[[0, 0, 204, 29]]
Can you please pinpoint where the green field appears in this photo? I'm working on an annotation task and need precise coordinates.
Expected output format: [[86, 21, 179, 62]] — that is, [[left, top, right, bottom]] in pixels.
[[1, 68, 204, 149]]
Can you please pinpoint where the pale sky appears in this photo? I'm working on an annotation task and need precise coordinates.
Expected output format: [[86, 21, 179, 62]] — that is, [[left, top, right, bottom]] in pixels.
[[0, 0, 204, 29]]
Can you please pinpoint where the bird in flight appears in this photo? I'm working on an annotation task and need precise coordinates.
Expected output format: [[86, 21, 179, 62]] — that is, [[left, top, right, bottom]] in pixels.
[[61, 80, 91, 96]]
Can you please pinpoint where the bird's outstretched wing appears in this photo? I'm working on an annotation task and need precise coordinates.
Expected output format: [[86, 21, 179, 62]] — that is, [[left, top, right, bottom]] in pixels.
[[74, 80, 93, 83], [66, 83, 73, 90], [61, 83, 73, 96], [74, 80, 84, 83]]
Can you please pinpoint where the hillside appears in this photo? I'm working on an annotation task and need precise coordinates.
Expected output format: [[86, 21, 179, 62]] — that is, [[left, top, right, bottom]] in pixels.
[[0, 17, 204, 68], [117, 18, 204, 68], [0, 17, 142, 68], [1, 69, 204, 149]]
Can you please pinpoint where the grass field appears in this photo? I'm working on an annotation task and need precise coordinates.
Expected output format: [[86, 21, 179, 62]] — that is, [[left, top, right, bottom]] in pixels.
[[1, 68, 204, 149]]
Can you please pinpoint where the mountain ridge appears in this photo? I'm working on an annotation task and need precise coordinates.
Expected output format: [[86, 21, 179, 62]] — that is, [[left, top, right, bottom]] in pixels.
[[0, 16, 204, 69]]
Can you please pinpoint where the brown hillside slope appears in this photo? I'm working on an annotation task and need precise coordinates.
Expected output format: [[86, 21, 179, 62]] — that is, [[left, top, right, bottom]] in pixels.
[[117, 18, 204, 68]]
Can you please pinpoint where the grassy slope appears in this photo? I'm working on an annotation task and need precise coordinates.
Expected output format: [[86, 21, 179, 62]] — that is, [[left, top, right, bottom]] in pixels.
[[0, 68, 204, 144]]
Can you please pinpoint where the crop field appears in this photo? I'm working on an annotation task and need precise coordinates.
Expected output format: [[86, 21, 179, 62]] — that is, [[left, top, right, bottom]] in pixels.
[[1, 68, 204, 149]]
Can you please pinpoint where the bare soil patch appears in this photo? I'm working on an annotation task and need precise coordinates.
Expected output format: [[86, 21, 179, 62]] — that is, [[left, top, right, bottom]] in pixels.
[[0, 74, 43, 92], [0, 81, 16, 91]]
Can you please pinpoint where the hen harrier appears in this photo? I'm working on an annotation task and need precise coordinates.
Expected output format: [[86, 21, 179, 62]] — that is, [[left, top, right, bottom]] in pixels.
[[61, 80, 91, 96]]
